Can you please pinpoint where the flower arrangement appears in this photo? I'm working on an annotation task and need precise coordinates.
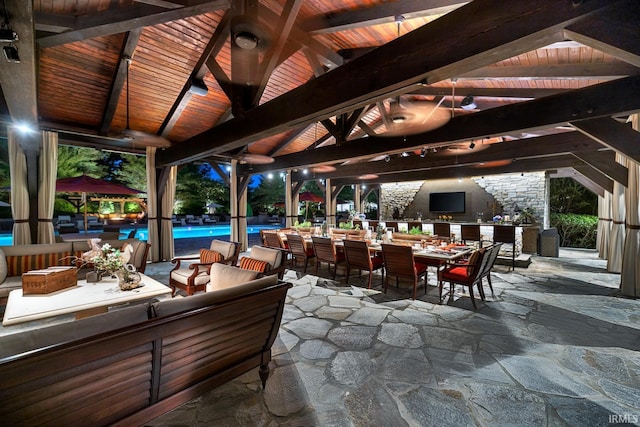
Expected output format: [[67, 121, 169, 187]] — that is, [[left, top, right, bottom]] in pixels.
[[91, 243, 127, 275], [438, 215, 453, 221], [492, 214, 503, 223]]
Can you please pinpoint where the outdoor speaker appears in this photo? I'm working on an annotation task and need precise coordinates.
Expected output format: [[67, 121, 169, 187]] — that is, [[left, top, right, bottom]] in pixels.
[[3, 46, 20, 63]]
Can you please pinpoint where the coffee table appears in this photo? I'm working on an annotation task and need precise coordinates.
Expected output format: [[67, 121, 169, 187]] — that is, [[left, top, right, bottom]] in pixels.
[[2, 273, 171, 326]]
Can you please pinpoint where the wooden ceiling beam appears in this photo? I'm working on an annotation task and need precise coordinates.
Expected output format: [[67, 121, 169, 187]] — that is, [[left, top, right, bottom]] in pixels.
[[564, 2, 640, 68], [158, 0, 620, 167], [160, 12, 231, 136], [37, 0, 231, 48], [573, 164, 615, 193], [100, 29, 142, 135], [572, 151, 628, 186], [570, 117, 640, 164], [257, 5, 343, 68], [250, 0, 303, 106], [411, 87, 566, 99], [458, 63, 640, 80], [552, 167, 605, 197], [330, 155, 584, 186], [244, 74, 640, 175], [290, 132, 601, 181], [267, 125, 312, 157], [303, 0, 468, 35]]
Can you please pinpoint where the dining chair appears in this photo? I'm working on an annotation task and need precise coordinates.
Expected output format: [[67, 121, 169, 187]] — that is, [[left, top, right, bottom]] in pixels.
[[264, 231, 288, 250], [433, 222, 451, 240], [343, 239, 384, 289], [381, 244, 428, 300], [311, 236, 345, 279], [460, 224, 483, 247], [493, 225, 516, 270], [438, 247, 490, 309], [476, 243, 503, 298], [285, 234, 315, 274]]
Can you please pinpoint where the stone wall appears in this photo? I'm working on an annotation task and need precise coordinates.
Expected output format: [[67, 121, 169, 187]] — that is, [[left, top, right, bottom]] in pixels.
[[380, 181, 423, 219], [472, 172, 546, 221], [381, 173, 547, 223]]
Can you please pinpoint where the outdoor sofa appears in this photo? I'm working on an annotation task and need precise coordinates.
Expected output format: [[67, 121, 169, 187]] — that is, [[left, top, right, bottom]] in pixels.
[[0, 238, 150, 300], [0, 264, 291, 426]]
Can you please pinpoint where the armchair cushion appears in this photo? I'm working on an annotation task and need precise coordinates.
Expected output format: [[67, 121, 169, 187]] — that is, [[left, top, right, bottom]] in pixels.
[[209, 240, 236, 260], [239, 257, 269, 273], [200, 248, 223, 264], [207, 263, 258, 292], [466, 248, 485, 275], [443, 266, 471, 281], [248, 245, 282, 270]]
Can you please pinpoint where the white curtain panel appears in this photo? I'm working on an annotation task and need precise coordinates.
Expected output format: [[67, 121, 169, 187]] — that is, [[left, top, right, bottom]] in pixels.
[[37, 131, 58, 244], [598, 192, 612, 259], [160, 166, 177, 261], [325, 178, 335, 226], [146, 147, 160, 262], [620, 114, 640, 296], [8, 130, 31, 245], [285, 172, 293, 227], [607, 153, 626, 273]]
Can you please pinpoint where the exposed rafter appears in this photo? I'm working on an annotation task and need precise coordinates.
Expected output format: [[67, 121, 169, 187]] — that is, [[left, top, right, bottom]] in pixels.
[[157, 0, 622, 167]]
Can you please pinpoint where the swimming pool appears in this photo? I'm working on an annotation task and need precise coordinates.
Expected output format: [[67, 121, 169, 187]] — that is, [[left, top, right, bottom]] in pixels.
[[0, 224, 281, 246]]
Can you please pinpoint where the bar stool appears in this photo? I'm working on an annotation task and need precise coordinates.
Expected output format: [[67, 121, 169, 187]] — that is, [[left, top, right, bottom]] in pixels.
[[461, 224, 483, 247], [493, 225, 516, 270]]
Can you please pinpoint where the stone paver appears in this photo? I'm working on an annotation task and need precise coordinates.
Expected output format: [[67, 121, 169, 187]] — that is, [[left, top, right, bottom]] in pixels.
[[147, 248, 640, 426]]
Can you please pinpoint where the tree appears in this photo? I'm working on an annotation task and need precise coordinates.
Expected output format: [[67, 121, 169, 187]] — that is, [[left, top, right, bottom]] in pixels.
[[57, 145, 104, 178], [550, 178, 597, 215], [175, 164, 229, 215], [249, 174, 285, 214]]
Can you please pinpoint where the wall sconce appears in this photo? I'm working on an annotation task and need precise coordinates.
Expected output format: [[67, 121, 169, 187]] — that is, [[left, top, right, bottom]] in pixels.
[[384, 155, 390, 162], [420, 148, 427, 158]]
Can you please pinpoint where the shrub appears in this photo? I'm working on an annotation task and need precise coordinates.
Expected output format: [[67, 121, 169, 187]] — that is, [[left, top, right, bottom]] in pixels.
[[550, 213, 598, 249]]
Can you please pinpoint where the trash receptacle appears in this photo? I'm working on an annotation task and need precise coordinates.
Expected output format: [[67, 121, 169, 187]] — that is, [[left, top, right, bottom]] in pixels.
[[540, 228, 559, 257]]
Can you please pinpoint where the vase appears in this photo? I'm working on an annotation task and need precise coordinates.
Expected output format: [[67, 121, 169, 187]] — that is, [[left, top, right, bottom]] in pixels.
[[116, 266, 142, 291]]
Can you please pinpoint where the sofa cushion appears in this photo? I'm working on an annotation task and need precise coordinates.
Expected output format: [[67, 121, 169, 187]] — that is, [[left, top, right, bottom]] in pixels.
[[151, 275, 278, 318], [207, 263, 258, 292], [239, 257, 269, 273], [209, 240, 236, 260], [0, 303, 150, 359], [0, 248, 7, 284], [5, 251, 75, 276]]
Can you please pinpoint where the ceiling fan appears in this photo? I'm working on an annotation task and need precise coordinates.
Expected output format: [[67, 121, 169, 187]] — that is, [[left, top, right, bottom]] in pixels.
[[379, 96, 451, 137], [116, 56, 171, 148]]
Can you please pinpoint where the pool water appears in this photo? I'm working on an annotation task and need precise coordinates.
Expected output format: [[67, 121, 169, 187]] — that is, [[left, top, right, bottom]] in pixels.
[[0, 224, 280, 246]]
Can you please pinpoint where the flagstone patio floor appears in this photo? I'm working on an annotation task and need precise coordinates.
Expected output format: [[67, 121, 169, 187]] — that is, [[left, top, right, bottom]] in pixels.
[[143, 248, 640, 427]]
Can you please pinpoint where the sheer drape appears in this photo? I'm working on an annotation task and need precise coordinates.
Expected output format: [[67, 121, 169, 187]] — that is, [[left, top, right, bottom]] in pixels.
[[160, 166, 177, 261], [325, 178, 335, 227], [146, 147, 160, 262], [620, 114, 639, 296], [607, 153, 626, 273], [37, 131, 58, 244], [9, 130, 31, 245], [597, 192, 612, 259]]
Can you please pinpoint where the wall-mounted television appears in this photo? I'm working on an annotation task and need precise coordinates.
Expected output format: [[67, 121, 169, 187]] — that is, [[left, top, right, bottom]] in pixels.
[[429, 191, 466, 213]]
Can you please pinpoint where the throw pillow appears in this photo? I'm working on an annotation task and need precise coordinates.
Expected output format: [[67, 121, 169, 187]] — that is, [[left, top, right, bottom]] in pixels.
[[239, 257, 270, 273], [0, 248, 6, 284], [200, 249, 223, 264]]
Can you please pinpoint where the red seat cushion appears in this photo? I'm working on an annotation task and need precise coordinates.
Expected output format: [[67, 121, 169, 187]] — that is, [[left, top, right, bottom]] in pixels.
[[442, 266, 471, 282], [371, 256, 384, 269], [414, 262, 428, 275]]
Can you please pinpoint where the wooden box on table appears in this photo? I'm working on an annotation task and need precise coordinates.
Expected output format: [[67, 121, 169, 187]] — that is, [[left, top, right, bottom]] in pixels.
[[22, 266, 78, 294]]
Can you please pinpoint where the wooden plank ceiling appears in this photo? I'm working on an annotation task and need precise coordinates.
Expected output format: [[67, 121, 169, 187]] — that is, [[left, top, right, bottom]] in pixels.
[[1, 0, 639, 192]]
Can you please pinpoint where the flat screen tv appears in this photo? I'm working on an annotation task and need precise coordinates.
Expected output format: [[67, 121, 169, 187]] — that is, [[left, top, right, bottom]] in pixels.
[[429, 191, 465, 213]]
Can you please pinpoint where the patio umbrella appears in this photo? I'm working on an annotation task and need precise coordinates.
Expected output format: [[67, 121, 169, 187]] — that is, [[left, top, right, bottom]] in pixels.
[[56, 175, 143, 232], [298, 191, 324, 219]]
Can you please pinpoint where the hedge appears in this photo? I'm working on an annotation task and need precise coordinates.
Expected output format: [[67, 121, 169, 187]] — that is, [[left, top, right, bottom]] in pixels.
[[550, 213, 598, 249]]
